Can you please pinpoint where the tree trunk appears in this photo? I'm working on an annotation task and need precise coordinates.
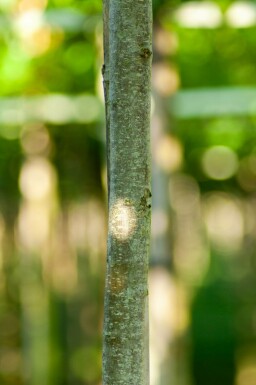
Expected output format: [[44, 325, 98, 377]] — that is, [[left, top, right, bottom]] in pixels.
[[102, 0, 152, 384]]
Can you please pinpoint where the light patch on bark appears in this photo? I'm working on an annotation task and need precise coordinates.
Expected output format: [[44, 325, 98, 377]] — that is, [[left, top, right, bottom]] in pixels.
[[109, 199, 137, 241]]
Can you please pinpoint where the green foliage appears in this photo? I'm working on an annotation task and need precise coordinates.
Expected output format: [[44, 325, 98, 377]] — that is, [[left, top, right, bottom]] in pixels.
[[51, 124, 103, 201], [70, 346, 101, 382], [176, 27, 256, 88], [0, 137, 22, 224]]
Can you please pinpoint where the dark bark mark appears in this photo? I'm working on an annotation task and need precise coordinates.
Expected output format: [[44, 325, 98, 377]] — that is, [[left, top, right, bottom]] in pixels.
[[140, 48, 152, 59]]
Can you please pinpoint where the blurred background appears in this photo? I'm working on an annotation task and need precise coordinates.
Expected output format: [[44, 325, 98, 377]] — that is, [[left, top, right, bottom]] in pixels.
[[1, 0, 256, 384]]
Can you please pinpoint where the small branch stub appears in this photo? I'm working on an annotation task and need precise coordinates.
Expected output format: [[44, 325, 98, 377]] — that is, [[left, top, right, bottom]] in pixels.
[[140, 48, 152, 59]]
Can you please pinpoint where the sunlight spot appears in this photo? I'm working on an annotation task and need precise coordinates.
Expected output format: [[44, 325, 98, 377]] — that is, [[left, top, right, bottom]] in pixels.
[[173, 1, 222, 28], [19, 158, 55, 201], [152, 63, 180, 96], [226, 1, 256, 28], [109, 199, 136, 241], [38, 94, 74, 123], [96, 69, 105, 102], [15, 9, 44, 38], [17, 203, 50, 250], [149, 269, 188, 385], [203, 193, 244, 253], [17, 158, 57, 253], [154, 28, 178, 56], [155, 135, 183, 173], [202, 145, 238, 180], [73, 94, 102, 123], [26, 26, 52, 56]]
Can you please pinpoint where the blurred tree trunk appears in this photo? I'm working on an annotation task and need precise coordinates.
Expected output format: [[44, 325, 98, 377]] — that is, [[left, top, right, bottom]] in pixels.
[[102, 0, 152, 384]]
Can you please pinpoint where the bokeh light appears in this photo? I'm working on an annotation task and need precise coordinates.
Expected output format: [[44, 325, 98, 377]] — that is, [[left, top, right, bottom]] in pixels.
[[202, 145, 239, 180], [173, 1, 222, 28], [202, 192, 244, 254], [226, 1, 256, 28]]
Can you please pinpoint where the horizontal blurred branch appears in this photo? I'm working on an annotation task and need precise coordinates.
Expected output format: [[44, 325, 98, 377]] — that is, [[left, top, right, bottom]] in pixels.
[[0, 94, 104, 128], [171, 87, 256, 119], [1, 87, 256, 131]]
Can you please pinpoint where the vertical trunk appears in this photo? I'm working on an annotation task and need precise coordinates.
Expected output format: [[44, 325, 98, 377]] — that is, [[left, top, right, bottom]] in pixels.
[[102, 0, 152, 384]]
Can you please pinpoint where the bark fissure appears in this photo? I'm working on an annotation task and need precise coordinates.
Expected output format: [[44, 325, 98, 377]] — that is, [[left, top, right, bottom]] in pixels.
[[102, 0, 152, 384]]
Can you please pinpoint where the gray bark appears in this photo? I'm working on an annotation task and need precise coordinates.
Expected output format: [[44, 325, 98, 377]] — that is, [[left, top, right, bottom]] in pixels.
[[102, 0, 152, 384]]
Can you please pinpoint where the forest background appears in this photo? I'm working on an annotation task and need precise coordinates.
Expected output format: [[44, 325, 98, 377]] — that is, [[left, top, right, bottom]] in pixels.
[[1, 0, 256, 385]]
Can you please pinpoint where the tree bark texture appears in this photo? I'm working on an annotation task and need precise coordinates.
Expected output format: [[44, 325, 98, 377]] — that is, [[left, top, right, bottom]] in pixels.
[[102, 0, 152, 384]]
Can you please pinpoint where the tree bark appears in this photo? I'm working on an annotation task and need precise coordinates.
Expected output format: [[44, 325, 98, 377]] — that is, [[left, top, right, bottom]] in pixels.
[[102, 0, 152, 384]]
